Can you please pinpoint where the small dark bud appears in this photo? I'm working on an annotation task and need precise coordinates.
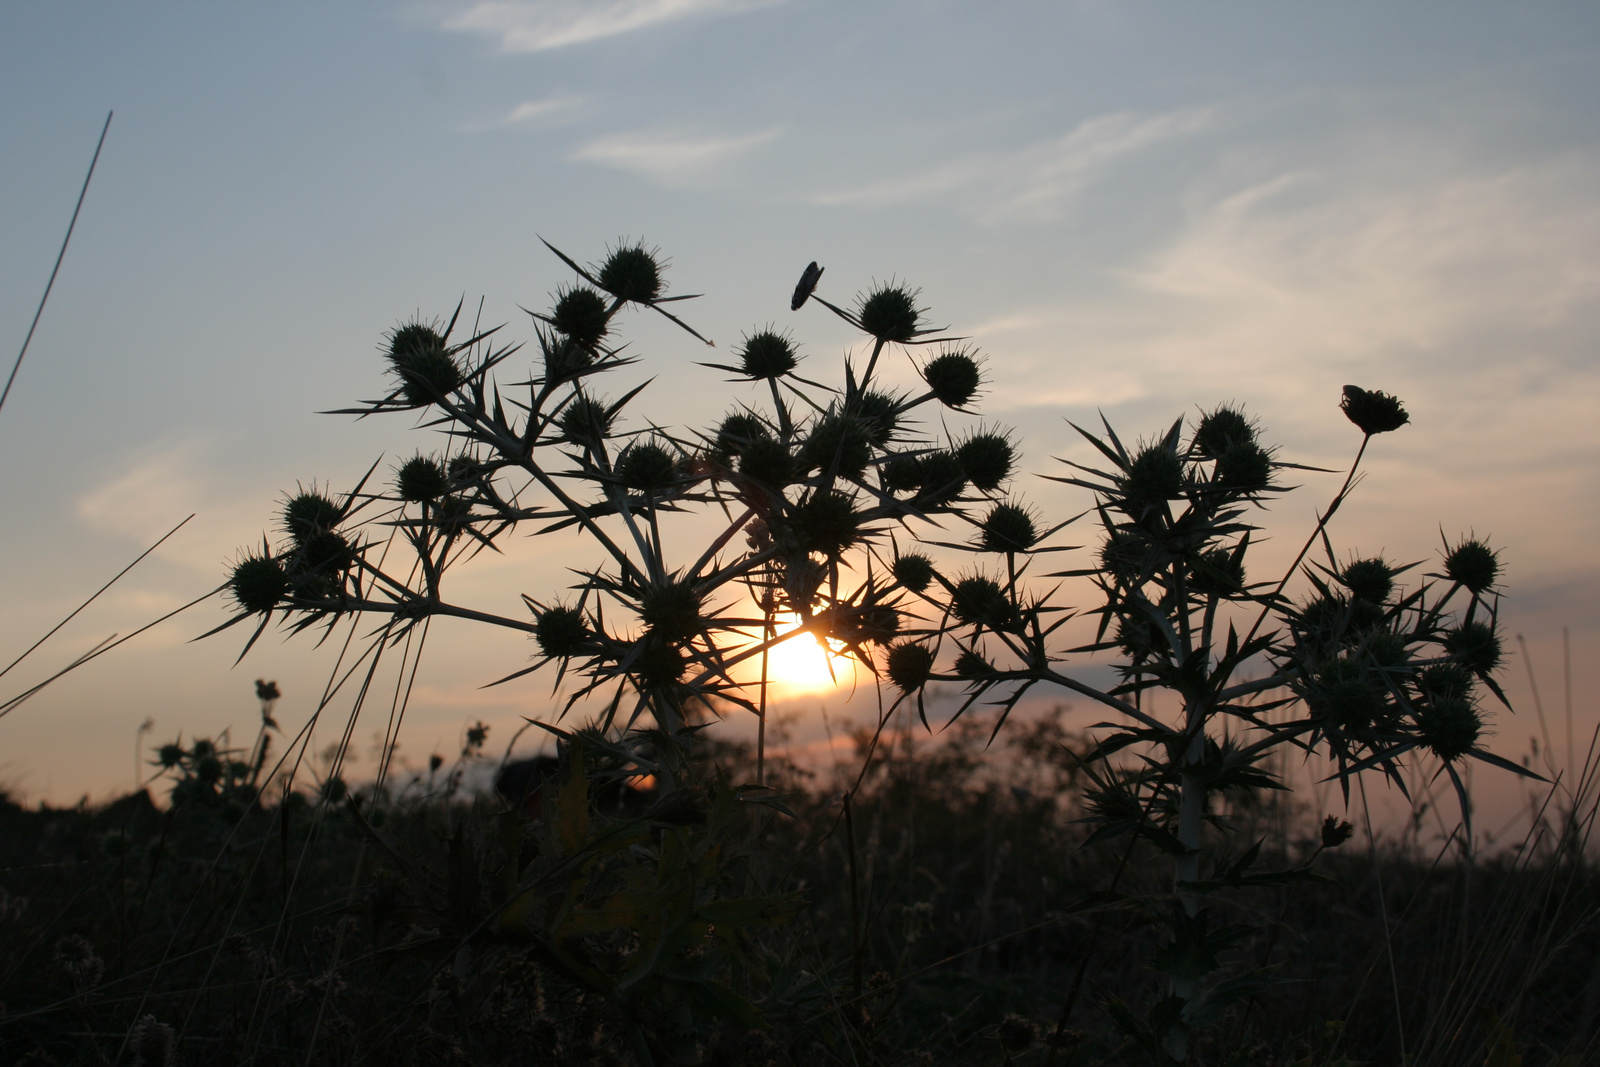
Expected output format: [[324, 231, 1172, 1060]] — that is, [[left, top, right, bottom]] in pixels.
[[800, 415, 872, 478], [1444, 621, 1503, 674], [1100, 530, 1148, 585], [1417, 696, 1482, 762], [916, 450, 967, 504], [792, 489, 862, 558], [534, 606, 589, 659], [1320, 815, 1354, 849], [559, 395, 612, 448], [1215, 440, 1273, 493], [1444, 538, 1499, 593], [851, 390, 899, 445], [1193, 406, 1256, 459], [1340, 385, 1410, 435], [886, 641, 934, 693], [284, 491, 341, 543], [231, 555, 289, 614], [639, 581, 702, 642], [922, 348, 982, 408], [715, 413, 769, 457], [1341, 558, 1395, 605], [857, 283, 922, 342], [551, 286, 610, 349], [387, 321, 462, 405], [738, 329, 798, 379], [156, 743, 185, 768], [739, 437, 797, 488], [954, 649, 994, 680], [1122, 445, 1184, 513], [892, 552, 936, 593], [952, 576, 1015, 629], [635, 638, 687, 685], [597, 243, 662, 304], [881, 454, 924, 494], [396, 455, 449, 503], [616, 442, 678, 494], [791, 261, 823, 311], [956, 431, 1014, 491], [979, 502, 1038, 553]]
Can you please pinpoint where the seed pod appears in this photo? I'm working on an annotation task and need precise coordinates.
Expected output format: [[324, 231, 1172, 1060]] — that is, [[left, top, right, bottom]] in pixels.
[[396, 456, 449, 503], [551, 286, 610, 349], [886, 641, 934, 693], [1340, 385, 1409, 435], [1444, 538, 1499, 593], [922, 348, 982, 408], [231, 555, 289, 614], [857, 284, 922, 343], [598, 243, 662, 304], [892, 552, 936, 593], [534, 606, 589, 659], [738, 330, 798, 379]]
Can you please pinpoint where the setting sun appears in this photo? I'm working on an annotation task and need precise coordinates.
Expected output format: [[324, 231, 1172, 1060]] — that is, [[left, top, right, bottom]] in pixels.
[[761, 613, 864, 697]]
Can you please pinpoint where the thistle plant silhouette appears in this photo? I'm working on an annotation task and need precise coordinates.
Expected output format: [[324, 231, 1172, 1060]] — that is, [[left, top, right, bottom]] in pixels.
[[217, 239, 1532, 1063]]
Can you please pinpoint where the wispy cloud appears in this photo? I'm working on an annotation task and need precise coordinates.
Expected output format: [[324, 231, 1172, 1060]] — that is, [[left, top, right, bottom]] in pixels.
[[439, 0, 779, 52], [505, 94, 585, 125], [815, 108, 1211, 223], [571, 126, 778, 179]]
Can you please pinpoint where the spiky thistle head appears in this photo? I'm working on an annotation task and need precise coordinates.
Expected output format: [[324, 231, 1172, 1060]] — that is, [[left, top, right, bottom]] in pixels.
[[921, 346, 983, 408], [737, 329, 798, 379], [886, 641, 934, 693], [1340, 385, 1409, 435], [857, 282, 924, 343], [396, 455, 449, 503], [385, 319, 462, 405], [1444, 538, 1499, 593], [597, 242, 663, 304], [551, 286, 610, 349]]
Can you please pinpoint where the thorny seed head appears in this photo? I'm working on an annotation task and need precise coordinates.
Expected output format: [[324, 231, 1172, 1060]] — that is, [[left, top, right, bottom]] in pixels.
[[892, 552, 936, 593], [1341, 558, 1396, 605], [800, 415, 873, 479], [739, 436, 797, 488], [617, 442, 678, 494], [559, 395, 613, 448], [296, 529, 354, 575], [283, 491, 341, 543], [635, 637, 687, 686], [1188, 547, 1245, 597], [1417, 695, 1481, 762], [835, 603, 901, 645], [857, 283, 923, 343], [793, 489, 863, 558], [1215, 440, 1273, 494], [1306, 657, 1388, 733], [231, 554, 289, 614], [1445, 538, 1499, 594], [1445, 621, 1503, 674], [851, 390, 900, 446], [1340, 385, 1410, 435], [1192, 406, 1256, 460], [396, 455, 449, 503], [922, 347, 982, 408], [386, 321, 462, 405], [639, 580, 702, 642], [1418, 663, 1475, 702], [881, 454, 924, 494], [737, 329, 798, 379], [1122, 445, 1184, 514], [597, 243, 663, 304], [551, 286, 611, 350], [886, 641, 934, 693], [534, 606, 589, 659], [1100, 530, 1148, 586], [1116, 614, 1169, 662], [715, 413, 769, 457], [156, 743, 185, 768], [1362, 629, 1408, 669], [916, 450, 967, 504], [954, 649, 994, 680], [956, 431, 1015, 492], [952, 575, 1014, 630], [979, 502, 1039, 554]]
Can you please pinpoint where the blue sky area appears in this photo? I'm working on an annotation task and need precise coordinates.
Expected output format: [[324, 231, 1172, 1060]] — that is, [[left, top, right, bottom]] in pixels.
[[1, 3, 1597, 836]]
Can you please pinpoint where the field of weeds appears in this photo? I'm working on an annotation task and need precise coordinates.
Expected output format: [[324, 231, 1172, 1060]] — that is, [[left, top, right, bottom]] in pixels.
[[1, 703, 1594, 1066]]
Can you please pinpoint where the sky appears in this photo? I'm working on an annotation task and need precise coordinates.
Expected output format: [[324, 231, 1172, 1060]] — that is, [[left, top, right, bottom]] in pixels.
[[1, 2, 1597, 837]]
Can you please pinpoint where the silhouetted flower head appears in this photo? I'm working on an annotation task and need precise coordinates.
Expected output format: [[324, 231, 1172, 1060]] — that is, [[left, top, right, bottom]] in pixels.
[[1192, 405, 1256, 460], [1340, 385, 1409, 435], [739, 436, 796, 488], [737, 329, 798, 379], [1122, 445, 1184, 513], [283, 491, 340, 543], [800, 415, 872, 478], [386, 320, 463, 405], [534, 605, 589, 659], [1320, 815, 1354, 849], [979, 502, 1039, 554], [617, 442, 678, 494], [921, 347, 982, 408], [1341, 558, 1396, 605], [851, 390, 900, 445], [954, 649, 994, 680], [1417, 696, 1481, 762], [396, 455, 449, 503], [793, 489, 863, 558], [715, 413, 769, 457], [892, 552, 936, 593], [597, 243, 662, 304], [231, 554, 288, 614], [1444, 538, 1499, 593], [559, 395, 612, 448], [886, 641, 934, 693], [952, 575, 1014, 629], [916, 450, 967, 504], [1445, 621, 1502, 674], [639, 580, 702, 642], [551, 286, 610, 349], [956, 431, 1015, 492], [1215, 440, 1273, 494], [857, 283, 923, 342]]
